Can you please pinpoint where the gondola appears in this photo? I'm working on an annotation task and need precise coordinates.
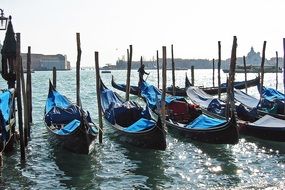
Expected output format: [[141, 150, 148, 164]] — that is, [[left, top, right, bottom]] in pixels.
[[100, 78, 166, 150], [186, 86, 227, 119], [186, 86, 260, 122], [111, 75, 195, 96], [44, 81, 98, 154], [234, 88, 285, 120], [111, 75, 260, 96], [139, 80, 239, 144], [191, 86, 285, 142], [186, 75, 260, 95], [111, 75, 140, 96], [238, 115, 285, 142], [0, 89, 16, 152]]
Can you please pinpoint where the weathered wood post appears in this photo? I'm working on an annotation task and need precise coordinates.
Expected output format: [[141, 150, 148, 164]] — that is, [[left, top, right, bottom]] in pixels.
[[140, 56, 143, 67], [52, 67, 56, 88], [161, 46, 167, 129], [26, 46, 32, 136], [20, 54, 28, 146], [226, 36, 237, 121], [16, 33, 25, 161], [283, 38, 285, 114], [212, 59, 215, 87], [276, 51, 279, 90], [125, 45, 132, 101], [156, 50, 160, 89], [95, 52, 103, 143], [218, 41, 221, 99], [260, 41, 267, 100], [171, 44, 176, 95], [76, 33, 81, 107], [191, 66, 194, 86], [243, 56, 248, 93]]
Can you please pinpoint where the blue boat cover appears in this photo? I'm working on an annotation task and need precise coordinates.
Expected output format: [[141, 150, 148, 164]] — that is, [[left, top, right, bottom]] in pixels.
[[261, 86, 285, 102], [100, 81, 158, 132], [186, 114, 226, 129], [45, 87, 84, 126], [0, 90, 12, 123], [45, 105, 82, 126], [0, 90, 13, 141], [123, 118, 155, 132], [140, 81, 185, 110], [236, 104, 258, 121], [45, 89, 72, 114], [100, 88, 124, 112], [55, 119, 81, 135]]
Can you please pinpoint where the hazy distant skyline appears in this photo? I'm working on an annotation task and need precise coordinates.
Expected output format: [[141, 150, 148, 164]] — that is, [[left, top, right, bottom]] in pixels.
[[1, 0, 285, 67]]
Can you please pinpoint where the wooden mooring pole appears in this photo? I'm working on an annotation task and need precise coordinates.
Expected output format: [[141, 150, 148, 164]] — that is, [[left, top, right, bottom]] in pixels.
[[191, 66, 194, 86], [95, 52, 103, 143], [283, 39, 285, 114], [52, 67, 57, 88], [20, 54, 28, 146], [161, 46, 167, 129], [276, 51, 278, 90], [243, 56, 248, 93], [260, 41, 267, 101], [156, 50, 160, 89], [26, 46, 32, 137], [16, 33, 25, 161], [125, 45, 132, 101], [218, 41, 221, 99], [212, 59, 215, 87], [76, 33, 82, 107], [226, 36, 237, 121], [171, 44, 175, 95]]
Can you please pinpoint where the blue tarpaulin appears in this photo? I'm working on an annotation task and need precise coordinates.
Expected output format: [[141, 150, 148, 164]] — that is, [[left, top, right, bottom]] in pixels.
[[45, 105, 82, 126], [0, 90, 13, 141], [123, 118, 155, 132], [56, 119, 81, 135], [140, 81, 184, 110], [186, 114, 226, 129], [261, 86, 285, 102], [100, 81, 158, 132], [100, 88, 124, 112], [0, 90, 12, 123], [45, 89, 72, 114]]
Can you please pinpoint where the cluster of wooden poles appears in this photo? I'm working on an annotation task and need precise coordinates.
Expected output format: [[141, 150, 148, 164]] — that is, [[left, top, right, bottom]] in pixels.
[[0, 33, 33, 165], [6, 32, 285, 164]]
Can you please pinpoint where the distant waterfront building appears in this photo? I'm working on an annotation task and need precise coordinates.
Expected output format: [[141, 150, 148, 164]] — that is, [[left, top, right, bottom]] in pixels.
[[0, 42, 70, 71], [21, 53, 71, 71], [246, 47, 262, 65]]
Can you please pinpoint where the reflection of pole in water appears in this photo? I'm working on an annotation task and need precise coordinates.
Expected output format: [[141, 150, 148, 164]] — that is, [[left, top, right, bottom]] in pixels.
[[124, 147, 169, 189]]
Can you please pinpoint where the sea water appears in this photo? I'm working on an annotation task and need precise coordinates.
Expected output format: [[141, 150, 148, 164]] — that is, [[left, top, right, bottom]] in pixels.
[[0, 69, 284, 189]]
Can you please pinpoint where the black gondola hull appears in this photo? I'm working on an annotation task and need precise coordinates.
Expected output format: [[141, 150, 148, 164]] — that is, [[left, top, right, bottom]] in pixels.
[[239, 123, 285, 142], [166, 116, 239, 144], [108, 123, 166, 150], [104, 77, 166, 150], [46, 124, 97, 154], [112, 76, 260, 96]]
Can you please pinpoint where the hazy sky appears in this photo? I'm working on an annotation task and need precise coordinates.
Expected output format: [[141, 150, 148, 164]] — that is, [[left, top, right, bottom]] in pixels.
[[1, 0, 284, 67]]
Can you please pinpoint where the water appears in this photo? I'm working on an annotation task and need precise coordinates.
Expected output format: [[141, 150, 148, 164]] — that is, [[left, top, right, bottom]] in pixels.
[[0, 69, 284, 189]]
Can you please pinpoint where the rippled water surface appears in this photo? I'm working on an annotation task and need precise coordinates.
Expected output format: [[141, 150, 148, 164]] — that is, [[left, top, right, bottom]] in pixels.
[[0, 69, 284, 189]]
